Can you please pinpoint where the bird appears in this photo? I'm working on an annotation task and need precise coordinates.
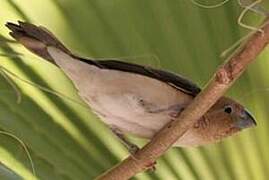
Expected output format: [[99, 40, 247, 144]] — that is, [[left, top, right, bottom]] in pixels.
[[6, 21, 256, 153]]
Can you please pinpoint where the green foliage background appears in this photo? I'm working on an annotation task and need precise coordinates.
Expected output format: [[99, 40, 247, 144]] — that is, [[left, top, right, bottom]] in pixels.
[[0, 0, 269, 179]]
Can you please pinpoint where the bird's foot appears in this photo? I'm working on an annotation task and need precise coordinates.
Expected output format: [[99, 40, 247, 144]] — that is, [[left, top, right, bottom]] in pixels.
[[128, 144, 140, 155], [110, 126, 140, 156], [144, 161, 157, 172]]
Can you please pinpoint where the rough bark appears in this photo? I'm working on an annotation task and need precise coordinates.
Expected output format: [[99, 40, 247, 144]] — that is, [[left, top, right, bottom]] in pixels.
[[96, 18, 269, 180]]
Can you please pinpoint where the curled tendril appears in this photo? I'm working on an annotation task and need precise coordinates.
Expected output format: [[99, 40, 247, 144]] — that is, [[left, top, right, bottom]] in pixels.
[[0, 66, 89, 109], [0, 68, 22, 104], [220, 31, 253, 58], [190, 0, 231, 9], [0, 131, 36, 176], [238, 0, 265, 34], [189, 0, 268, 58]]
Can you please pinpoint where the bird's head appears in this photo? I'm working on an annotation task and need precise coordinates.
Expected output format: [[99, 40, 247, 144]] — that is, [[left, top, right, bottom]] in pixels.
[[176, 97, 256, 147]]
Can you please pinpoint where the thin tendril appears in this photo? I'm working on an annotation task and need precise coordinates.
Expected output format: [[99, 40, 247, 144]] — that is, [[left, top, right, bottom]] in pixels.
[[237, 0, 264, 34], [0, 53, 23, 58], [190, 0, 231, 9], [0, 131, 36, 176], [189, 0, 268, 58], [0, 66, 89, 109], [238, 0, 269, 16], [0, 68, 22, 104], [220, 31, 253, 58]]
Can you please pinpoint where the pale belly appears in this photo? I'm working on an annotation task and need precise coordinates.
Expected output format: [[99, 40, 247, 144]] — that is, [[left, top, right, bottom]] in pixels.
[[79, 68, 193, 138], [48, 47, 193, 139]]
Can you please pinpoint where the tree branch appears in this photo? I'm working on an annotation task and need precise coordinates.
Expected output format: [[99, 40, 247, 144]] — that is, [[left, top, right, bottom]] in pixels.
[[96, 18, 269, 180]]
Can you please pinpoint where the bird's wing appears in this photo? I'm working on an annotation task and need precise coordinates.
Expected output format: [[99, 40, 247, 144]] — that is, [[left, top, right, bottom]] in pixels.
[[77, 57, 201, 96], [6, 21, 201, 96]]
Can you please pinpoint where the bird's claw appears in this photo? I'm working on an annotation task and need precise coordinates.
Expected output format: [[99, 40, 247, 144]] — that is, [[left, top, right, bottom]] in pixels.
[[144, 161, 157, 172], [128, 144, 140, 155]]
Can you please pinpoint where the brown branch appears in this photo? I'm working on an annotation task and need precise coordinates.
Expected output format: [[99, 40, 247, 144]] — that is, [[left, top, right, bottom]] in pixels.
[[96, 18, 269, 180]]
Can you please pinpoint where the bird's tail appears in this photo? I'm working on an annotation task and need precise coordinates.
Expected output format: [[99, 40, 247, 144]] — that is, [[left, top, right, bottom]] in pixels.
[[6, 21, 72, 65]]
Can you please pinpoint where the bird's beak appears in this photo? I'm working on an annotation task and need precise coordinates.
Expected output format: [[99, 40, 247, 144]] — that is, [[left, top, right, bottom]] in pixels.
[[235, 109, 257, 129]]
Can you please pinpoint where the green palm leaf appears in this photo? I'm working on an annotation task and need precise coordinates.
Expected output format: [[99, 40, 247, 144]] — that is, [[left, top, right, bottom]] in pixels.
[[0, 0, 269, 179]]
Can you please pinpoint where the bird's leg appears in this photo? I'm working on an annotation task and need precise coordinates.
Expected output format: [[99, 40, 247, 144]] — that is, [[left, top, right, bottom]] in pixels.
[[144, 161, 157, 172], [110, 127, 157, 171], [110, 127, 140, 155]]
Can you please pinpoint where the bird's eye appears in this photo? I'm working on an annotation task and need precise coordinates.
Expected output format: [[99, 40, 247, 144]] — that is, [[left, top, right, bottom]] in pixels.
[[224, 106, 233, 114]]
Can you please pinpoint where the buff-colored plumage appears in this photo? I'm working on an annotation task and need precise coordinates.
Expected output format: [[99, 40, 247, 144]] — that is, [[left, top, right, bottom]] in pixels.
[[6, 21, 257, 148]]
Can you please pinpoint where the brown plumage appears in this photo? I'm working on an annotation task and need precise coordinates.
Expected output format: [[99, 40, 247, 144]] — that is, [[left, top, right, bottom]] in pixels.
[[6, 21, 256, 148]]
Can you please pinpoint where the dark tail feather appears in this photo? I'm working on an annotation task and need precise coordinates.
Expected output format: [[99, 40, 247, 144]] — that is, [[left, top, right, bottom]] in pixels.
[[5, 21, 72, 65]]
